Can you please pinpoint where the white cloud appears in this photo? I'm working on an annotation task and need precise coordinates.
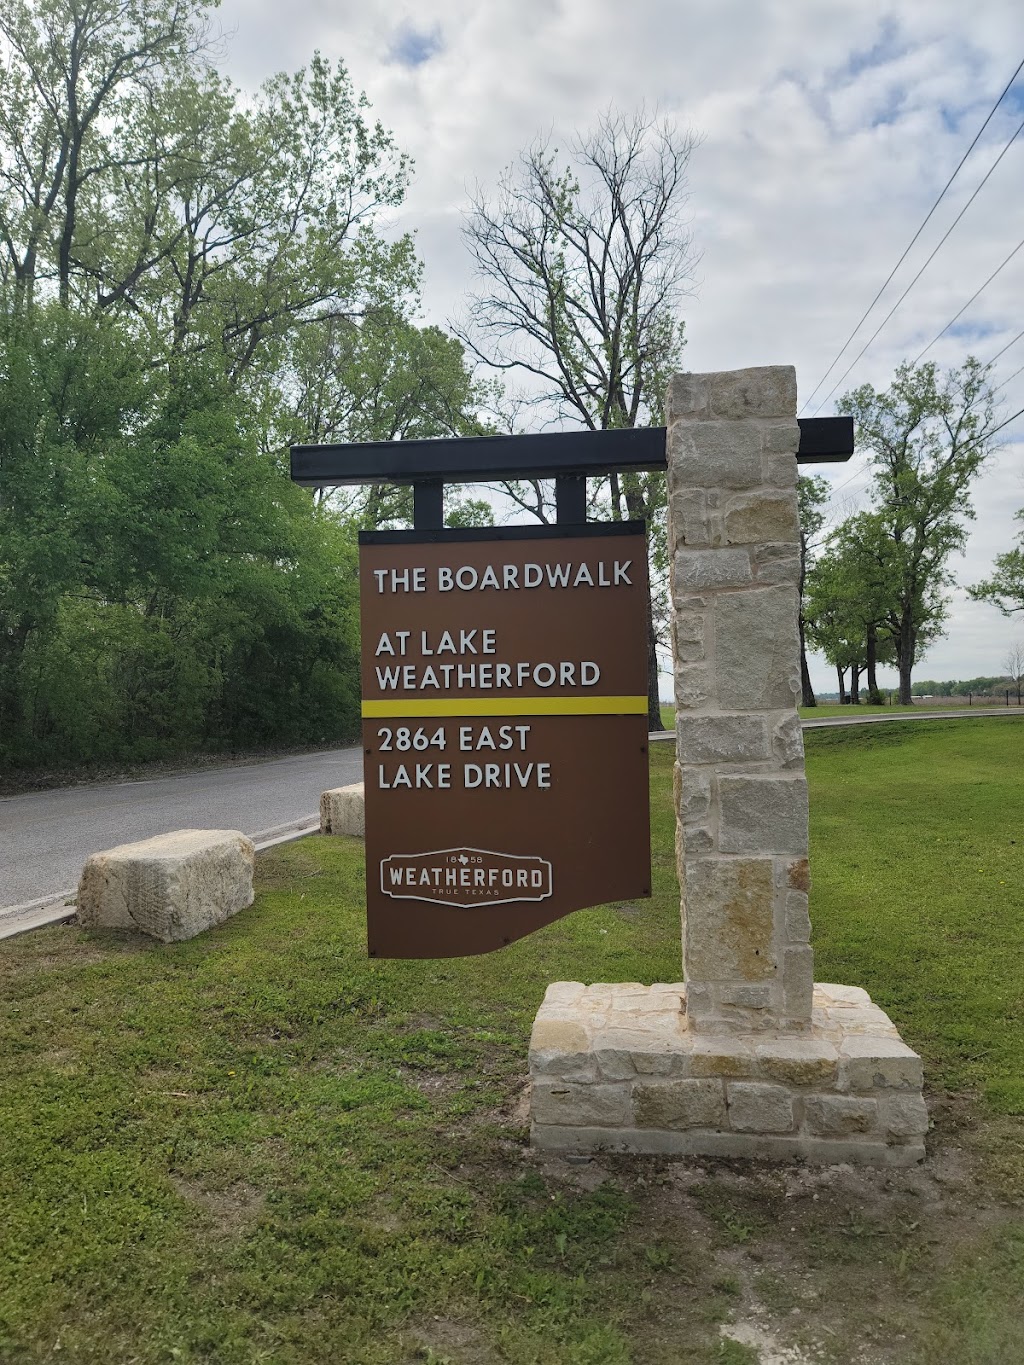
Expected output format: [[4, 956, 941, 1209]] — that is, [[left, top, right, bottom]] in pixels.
[[215, 0, 1024, 683]]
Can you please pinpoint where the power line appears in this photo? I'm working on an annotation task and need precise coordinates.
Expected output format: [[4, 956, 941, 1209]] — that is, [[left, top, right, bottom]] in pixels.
[[810, 108, 1024, 415], [987, 325, 1024, 368], [965, 402, 1024, 448], [826, 393, 1024, 501], [994, 361, 1024, 396], [911, 235, 1024, 365], [800, 54, 1024, 415]]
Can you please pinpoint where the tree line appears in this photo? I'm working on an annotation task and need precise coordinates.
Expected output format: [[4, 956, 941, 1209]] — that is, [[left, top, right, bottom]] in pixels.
[[3, 0, 1023, 771], [0, 0, 493, 771], [796, 359, 1022, 707]]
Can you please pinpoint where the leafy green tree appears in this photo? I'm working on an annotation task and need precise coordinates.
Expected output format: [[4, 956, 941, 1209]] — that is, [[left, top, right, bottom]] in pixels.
[[459, 107, 700, 728], [0, 0, 209, 308], [270, 305, 495, 530], [0, 286, 362, 767], [804, 547, 869, 704], [837, 359, 1000, 703], [796, 475, 830, 706], [970, 509, 1024, 616]]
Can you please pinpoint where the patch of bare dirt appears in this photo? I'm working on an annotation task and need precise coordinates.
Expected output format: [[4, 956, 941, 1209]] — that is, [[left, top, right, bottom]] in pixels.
[[491, 1079, 1024, 1365], [400, 1316, 502, 1365], [169, 1175, 265, 1236]]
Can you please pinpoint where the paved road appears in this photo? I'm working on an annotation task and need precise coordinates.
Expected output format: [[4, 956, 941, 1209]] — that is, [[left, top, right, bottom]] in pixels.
[[4, 707, 1023, 915], [0, 745, 362, 912], [801, 706, 1024, 729]]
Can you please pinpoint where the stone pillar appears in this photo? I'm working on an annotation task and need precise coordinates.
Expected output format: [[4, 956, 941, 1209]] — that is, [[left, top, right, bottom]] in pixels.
[[666, 366, 812, 1033], [526, 364, 928, 1167]]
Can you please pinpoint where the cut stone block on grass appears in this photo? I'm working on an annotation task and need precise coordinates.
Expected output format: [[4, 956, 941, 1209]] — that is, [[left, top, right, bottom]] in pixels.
[[528, 982, 927, 1168], [320, 782, 365, 837], [77, 829, 254, 943]]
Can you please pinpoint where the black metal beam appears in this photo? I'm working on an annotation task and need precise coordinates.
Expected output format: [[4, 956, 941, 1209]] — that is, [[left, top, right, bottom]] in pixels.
[[556, 474, 587, 524], [290, 417, 853, 488], [413, 479, 444, 530], [793, 416, 854, 462]]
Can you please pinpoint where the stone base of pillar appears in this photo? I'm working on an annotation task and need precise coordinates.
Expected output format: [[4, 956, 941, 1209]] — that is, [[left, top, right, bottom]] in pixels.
[[528, 981, 927, 1168]]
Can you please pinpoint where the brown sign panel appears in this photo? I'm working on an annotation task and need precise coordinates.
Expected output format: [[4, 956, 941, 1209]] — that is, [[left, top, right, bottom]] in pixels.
[[358, 523, 651, 958]]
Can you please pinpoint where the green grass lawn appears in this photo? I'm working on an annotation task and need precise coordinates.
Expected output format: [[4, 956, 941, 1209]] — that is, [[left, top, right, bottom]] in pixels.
[[1, 719, 1023, 1363]]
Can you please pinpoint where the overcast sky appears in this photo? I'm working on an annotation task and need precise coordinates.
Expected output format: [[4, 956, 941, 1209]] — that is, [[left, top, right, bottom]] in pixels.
[[216, 0, 1024, 694]]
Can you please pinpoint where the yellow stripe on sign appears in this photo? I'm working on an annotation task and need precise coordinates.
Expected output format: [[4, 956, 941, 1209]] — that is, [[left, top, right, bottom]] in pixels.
[[361, 695, 647, 719]]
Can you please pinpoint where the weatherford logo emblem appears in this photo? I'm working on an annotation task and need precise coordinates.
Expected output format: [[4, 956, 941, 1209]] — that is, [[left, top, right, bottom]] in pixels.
[[380, 848, 553, 908]]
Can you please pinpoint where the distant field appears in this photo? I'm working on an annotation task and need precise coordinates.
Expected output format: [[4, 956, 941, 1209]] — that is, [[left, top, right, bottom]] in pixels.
[[657, 699, 1024, 726]]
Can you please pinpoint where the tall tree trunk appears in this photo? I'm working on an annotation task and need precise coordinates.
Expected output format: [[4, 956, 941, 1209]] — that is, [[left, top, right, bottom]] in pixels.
[[799, 614, 816, 707], [646, 603, 662, 730], [621, 475, 661, 728], [850, 663, 861, 704], [897, 617, 915, 705], [866, 622, 881, 703], [836, 664, 847, 705]]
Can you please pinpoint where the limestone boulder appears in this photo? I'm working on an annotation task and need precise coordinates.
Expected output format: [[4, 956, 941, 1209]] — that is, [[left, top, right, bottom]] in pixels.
[[320, 782, 365, 837], [77, 829, 254, 942]]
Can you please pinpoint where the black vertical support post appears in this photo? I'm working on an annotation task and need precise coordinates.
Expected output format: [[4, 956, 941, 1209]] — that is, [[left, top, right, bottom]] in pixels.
[[556, 474, 587, 525], [413, 480, 444, 531]]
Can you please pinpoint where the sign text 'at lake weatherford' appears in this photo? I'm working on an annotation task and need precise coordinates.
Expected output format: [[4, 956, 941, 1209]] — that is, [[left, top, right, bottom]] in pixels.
[[359, 523, 652, 957]]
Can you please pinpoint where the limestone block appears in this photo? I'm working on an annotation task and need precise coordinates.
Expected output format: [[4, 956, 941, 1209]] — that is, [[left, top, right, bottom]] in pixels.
[[838, 1036, 924, 1092], [804, 1096, 878, 1137], [633, 1079, 725, 1130], [752, 545, 802, 586], [676, 714, 770, 764], [683, 826, 715, 854], [667, 421, 762, 489], [530, 1018, 589, 1052], [773, 714, 805, 769], [77, 829, 254, 943], [726, 1081, 795, 1133], [882, 1093, 930, 1141], [719, 984, 773, 1010], [755, 1038, 838, 1087], [782, 946, 815, 1021], [785, 891, 811, 943], [762, 422, 801, 456], [673, 548, 752, 594], [679, 767, 712, 822], [689, 1036, 757, 1078], [529, 1018, 598, 1082], [816, 983, 872, 1007], [320, 782, 365, 837], [715, 589, 801, 711], [530, 1051, 598, 1083], [531, 1080, 632, 1128], [786, 858, 812, 892], [763, 452, 801, 486], [530, 1125, 922, 1166], [542, 982, 587, 1006], [705, 366, 797, 421], [669, 488, 713, 547], [824, 1007, 900, 1037], [684, 858, 776, 982], [719, 775, 808, 855], [672, 611, 706, 662], [723, 491, 800, 546], [665, 372, 711, 422], [675, 663, 713, 710], [592, 1035, 689, 1080]]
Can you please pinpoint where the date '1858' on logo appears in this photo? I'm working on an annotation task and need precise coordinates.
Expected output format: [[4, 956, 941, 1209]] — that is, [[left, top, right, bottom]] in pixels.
[[380, 848, 553, 909]]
